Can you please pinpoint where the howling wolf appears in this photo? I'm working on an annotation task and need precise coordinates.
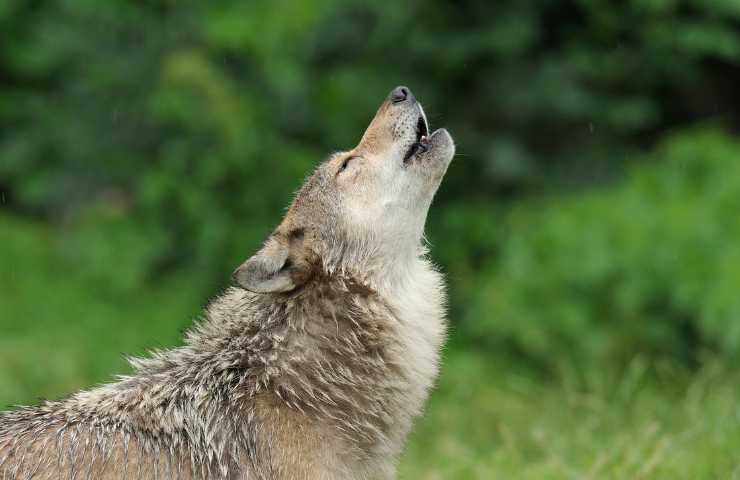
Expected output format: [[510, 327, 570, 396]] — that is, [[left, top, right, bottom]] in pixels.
[[0, 86, 455, 479]]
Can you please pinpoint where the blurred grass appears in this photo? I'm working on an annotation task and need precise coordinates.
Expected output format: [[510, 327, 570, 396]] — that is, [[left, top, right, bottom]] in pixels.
[[401, 354, 740, 479], [0, 214, 201, 405], [2, 213, 740, 478]]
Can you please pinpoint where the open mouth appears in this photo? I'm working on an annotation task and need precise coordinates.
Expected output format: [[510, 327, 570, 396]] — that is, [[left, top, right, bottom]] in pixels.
[[403, 111, 430, 163]]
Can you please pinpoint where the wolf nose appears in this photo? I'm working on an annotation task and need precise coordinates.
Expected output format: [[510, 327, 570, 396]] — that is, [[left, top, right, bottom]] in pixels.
[[390, 86, 414, 104]]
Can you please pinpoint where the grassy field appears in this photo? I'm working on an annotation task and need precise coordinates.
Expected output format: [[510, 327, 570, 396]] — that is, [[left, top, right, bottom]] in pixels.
[[2, 214, 739, 479], [402, 355, 740, 479]]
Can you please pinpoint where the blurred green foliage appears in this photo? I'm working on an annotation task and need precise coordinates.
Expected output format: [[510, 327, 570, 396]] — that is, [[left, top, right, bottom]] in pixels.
[[2, 1, 740, 379], [3, 213, 740, 478], [3, 1, 740, 476], [463, 129, 740, 376]]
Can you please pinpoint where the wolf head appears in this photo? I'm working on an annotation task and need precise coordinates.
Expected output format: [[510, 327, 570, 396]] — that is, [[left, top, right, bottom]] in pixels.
[[234, 86, 455, 293]]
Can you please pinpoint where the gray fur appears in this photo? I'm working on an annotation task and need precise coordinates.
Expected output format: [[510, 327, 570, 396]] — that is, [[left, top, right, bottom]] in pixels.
[[0, 86, 454, 479]]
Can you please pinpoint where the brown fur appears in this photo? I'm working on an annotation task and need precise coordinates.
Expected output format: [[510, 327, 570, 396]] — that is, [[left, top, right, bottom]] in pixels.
[[0, 86, 454, 479]]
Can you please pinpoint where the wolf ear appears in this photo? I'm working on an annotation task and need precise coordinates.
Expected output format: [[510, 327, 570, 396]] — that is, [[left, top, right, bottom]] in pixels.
[[233, 237, 299, 293]]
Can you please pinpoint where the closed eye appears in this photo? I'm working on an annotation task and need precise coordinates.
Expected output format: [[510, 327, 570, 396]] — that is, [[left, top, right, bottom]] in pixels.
[[337, 156, 358, 175]]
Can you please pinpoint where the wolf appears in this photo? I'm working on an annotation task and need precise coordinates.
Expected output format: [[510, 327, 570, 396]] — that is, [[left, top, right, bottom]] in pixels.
[[0, 85, 454, 479]]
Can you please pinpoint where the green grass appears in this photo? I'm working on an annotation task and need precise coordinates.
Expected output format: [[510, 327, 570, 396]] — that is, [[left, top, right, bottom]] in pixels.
[[401, 354, 740, 479], [2, 213, 740, 478], [0, 214, 203, 405]]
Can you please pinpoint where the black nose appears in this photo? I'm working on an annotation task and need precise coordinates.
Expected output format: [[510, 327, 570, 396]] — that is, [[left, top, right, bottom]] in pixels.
[[390, 86, 414, 104]]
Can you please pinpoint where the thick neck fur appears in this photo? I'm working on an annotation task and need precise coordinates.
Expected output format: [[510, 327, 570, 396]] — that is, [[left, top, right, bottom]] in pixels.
[[0, 249, 446, 479]]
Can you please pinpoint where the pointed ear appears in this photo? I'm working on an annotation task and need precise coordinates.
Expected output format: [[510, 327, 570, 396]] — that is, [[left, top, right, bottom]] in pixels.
[[233, 237, 298, 293]]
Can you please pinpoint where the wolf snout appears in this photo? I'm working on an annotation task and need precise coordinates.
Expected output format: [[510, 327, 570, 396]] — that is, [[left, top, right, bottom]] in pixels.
[[390, 85, 415, 104]]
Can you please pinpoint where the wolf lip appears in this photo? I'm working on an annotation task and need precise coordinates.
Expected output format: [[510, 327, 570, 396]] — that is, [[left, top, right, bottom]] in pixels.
[[404, 114, 431, 162], [404, 141, 425, 162]]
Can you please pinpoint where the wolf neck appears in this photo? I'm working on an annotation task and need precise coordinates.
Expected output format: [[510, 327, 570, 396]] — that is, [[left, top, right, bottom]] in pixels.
[[321, 231, 433, 296]]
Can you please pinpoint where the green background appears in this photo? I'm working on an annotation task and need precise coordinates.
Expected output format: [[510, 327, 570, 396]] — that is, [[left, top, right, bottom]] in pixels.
[[2, 1, 740, 477]]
